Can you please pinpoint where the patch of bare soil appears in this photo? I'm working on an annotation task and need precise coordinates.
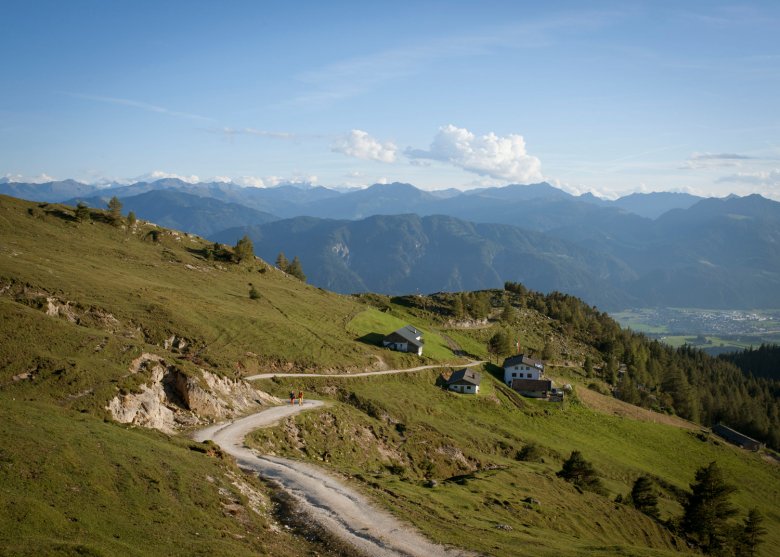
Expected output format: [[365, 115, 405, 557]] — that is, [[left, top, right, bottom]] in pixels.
[[577, 386, 698, 430]]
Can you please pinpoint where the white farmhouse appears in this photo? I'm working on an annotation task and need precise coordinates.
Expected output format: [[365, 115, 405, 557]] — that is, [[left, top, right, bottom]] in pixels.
[[382, 325, 424, 356], [502, 354, 544, 385]]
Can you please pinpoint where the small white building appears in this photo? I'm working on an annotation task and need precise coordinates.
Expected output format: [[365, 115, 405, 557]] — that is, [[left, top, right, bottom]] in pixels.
[[382, 325, 424, 356], [502, 354, 544, 385], [446, 368, 481, 394]]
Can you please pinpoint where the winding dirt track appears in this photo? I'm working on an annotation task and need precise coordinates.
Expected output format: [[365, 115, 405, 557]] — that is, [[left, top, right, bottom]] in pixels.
[[196, 363, 481, 557], [245, 360, 484, 381]]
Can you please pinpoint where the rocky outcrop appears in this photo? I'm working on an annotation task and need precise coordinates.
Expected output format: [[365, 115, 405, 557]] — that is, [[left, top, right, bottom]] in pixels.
[[106, 354, 280, 433], [106, 358, 178, 433]]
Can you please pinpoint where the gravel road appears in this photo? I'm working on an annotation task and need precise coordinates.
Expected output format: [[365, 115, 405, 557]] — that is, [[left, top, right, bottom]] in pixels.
[[245, 360, 484, 381], [194, 400, 474, 557]]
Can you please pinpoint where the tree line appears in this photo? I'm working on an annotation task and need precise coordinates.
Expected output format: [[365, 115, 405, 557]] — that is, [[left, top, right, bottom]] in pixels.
[[556, 452, 765, 555]]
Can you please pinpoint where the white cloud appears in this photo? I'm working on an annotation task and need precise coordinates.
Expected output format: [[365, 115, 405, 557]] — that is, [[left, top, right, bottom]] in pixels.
[[332, 130, 398, 163], [135, 171, 201, 183], [231, 176, 265, 188], [407, 124, 542, 183], [717, 168, 780, 186], [1, 173, 57, 184], [682, 152, 753, 169]]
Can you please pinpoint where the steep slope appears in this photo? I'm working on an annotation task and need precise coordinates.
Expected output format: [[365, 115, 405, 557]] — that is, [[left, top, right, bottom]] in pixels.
[[71, 189, 279, 238], [1, 194, 777, 556]]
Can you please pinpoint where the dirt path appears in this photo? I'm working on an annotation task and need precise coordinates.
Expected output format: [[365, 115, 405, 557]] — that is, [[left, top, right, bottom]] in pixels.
[[194, 401, 473, 557], [245, 360, 484, 381]]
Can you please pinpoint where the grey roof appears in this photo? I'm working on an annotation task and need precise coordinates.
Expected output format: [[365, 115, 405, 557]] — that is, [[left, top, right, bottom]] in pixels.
[[447, 368, 481, 386], [503, 354, 543, 369], [712, 424, 763, 448], [387, 325, 424, 346], [511, 378, 552, 392]]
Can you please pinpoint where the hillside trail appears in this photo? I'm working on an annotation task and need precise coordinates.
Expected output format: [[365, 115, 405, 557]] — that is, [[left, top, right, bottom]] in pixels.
[[245, 359, 484, 380], [194, 400, 474, 557]]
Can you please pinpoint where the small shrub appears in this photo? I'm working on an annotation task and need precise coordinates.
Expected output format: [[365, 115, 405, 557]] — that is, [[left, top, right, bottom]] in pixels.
[[516, 442, 543, 462]]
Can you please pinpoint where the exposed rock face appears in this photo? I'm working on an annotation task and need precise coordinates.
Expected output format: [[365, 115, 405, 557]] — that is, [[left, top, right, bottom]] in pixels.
[[106, 358, 177, 433], [106, 354, 280, 433]]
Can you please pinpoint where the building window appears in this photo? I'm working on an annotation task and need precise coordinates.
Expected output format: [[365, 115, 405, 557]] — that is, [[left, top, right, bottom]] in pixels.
[[527, 373, 532, 378], [512, 372, 517, 377]]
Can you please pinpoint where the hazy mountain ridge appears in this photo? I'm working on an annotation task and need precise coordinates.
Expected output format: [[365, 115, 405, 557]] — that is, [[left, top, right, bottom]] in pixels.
[[69, 189, 279, 238], [213, 213, 640, 308], [5, 178, 779, 309]]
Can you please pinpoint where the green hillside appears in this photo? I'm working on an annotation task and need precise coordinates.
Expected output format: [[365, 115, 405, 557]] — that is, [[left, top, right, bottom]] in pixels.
[[249, 369, 779, 557], [1, 195, 778, 556]]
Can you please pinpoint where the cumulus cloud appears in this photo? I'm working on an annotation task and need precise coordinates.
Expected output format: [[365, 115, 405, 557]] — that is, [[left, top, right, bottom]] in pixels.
[[406, 124, 542, 182], [682, 152, 753, 169], [1, 173, 57, 184], [717, 168, 780, 186], [231, 176, 265, 188], [135, 170, 201, 183], [332, 130, 398, 163]]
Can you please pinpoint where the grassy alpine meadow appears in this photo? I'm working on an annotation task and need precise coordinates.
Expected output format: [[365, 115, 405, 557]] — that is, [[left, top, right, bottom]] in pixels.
[[249, 369, 780, 557], [345, 306, 456, 362], [0, 396, 329, 557], [0, 194, 459, 383]]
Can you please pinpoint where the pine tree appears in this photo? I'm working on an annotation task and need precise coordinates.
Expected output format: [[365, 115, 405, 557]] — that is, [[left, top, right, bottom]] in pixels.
[[234, 235, 254, 263], [501, 300, 515, 323], [557, 450, 604, 494], [451, 295, 465, 319], [735, 508, 766, 557], [541, 340, 553, 361], [287, 256, 306, 281], [487, 329, 513, 360], [275, 252, 289, 271], [107, 196, 123, 226], [631, 475, 660, 519], [75, 202, 90, 223], [127, 211, 137, 228], [584, 355, 594, 378], [682, 461, 738, 553]]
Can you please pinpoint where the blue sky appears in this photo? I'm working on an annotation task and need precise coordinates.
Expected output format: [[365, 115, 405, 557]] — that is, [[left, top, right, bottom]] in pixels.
[[1, 1, 779, 198]]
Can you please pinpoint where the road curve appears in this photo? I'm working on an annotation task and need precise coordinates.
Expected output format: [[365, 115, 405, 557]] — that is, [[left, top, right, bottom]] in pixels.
[[245, 360, 485, 381], [194, 400, 474, 557]]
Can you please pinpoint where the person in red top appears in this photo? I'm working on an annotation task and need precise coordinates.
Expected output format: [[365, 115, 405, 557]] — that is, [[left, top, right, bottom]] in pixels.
[[297, 390, 304, 405]]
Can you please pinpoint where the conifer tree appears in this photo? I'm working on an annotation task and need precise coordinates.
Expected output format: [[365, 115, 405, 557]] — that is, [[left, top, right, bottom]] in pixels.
[[487, 329, 513, 359], [275, 252, 289, 271], [557, 450, 605, 494], [75, 202, 90, 223], [736, 508, 766, 557], [107, 196, 123, 226], [682, 461, 737, 553], [287, 256, 306, 281], [451, 295, 465, 319], [127, 211, 137, 228], [584, 355, 594, 378], [234, 235, 254, 263], [501, 300, 515, 323], [630, 475, 660, 519]]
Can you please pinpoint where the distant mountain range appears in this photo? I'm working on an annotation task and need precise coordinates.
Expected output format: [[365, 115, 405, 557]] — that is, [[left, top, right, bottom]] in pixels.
[[4, 177, 779, 310], [212, 214, 638, 308], [69, 189, 278, 238]]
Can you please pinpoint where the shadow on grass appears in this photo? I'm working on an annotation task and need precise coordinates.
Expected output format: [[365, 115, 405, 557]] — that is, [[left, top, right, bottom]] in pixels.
[[356, 332, 385, 347]]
